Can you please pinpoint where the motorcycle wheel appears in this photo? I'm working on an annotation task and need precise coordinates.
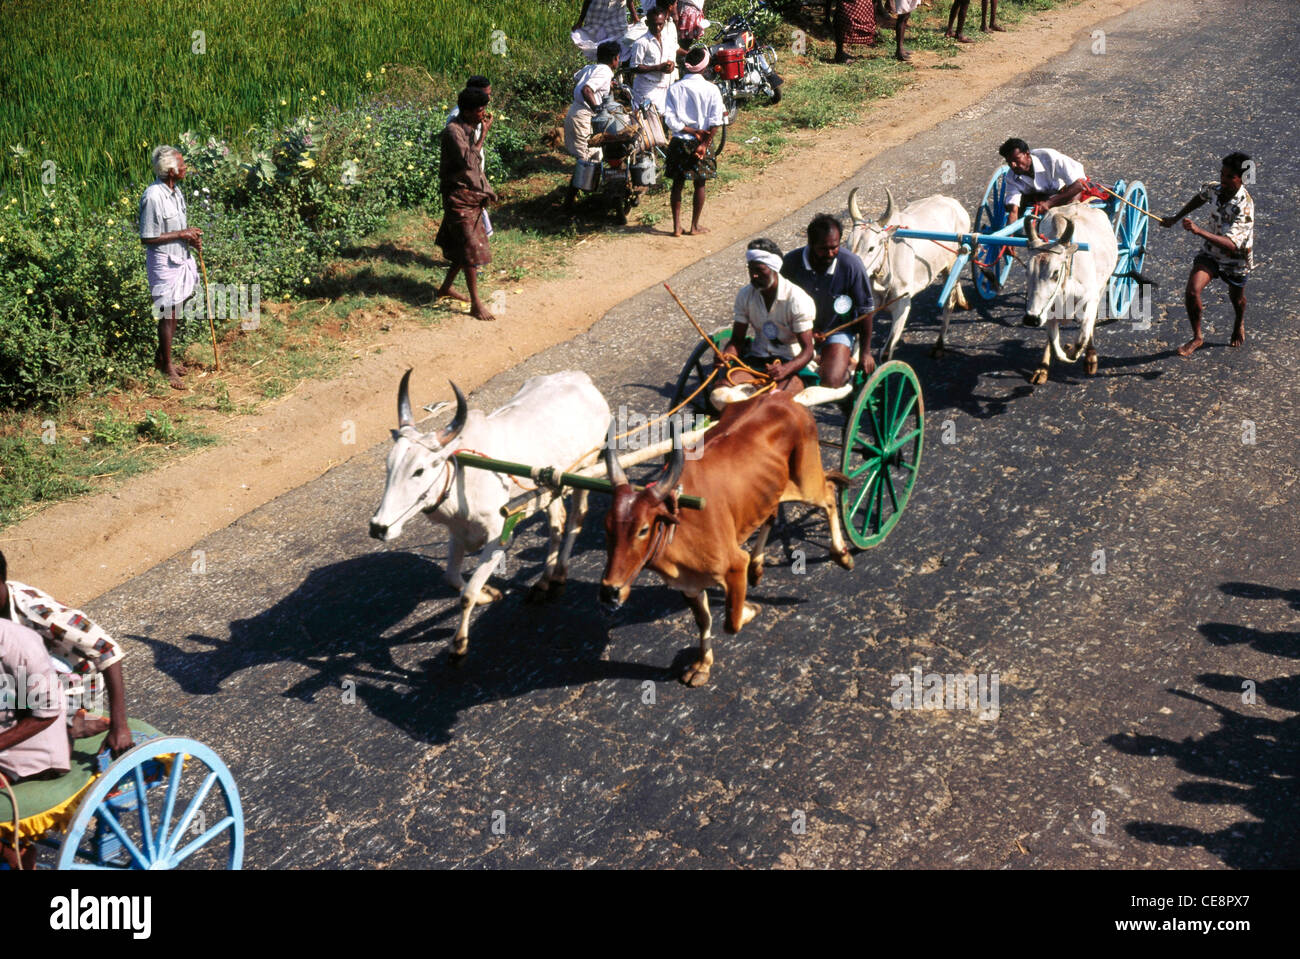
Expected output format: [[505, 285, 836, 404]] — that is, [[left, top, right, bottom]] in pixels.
[[767, 74, 783, 105]]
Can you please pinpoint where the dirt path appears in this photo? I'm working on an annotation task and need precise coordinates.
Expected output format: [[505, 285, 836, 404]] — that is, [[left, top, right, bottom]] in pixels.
[[5, 0, 1147, 603]]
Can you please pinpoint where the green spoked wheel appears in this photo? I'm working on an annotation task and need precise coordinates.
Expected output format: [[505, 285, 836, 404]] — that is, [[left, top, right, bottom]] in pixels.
[[971, 165, 1014, 301], [840, 360, 924, 549], [672, 329, 734, 417], [1109, 180, 1149, 321]]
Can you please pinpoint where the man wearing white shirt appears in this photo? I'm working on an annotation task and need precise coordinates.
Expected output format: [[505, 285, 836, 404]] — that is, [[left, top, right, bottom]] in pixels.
[[563, 41, 621, 212], [710, 239, 818, 408], [998, 138, 1106, 222], [629, 4, 680, 113], [663, 47, 726, 236]]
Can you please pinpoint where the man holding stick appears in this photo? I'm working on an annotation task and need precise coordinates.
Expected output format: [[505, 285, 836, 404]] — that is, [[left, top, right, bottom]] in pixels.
[[781, 213, 876, 394], [139, 145, 201, 390], [1161, 152, 1255, 357]]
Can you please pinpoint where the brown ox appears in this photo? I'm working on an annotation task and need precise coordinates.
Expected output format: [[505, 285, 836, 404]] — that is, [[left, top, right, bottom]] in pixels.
[[599, 392, 854, 686]]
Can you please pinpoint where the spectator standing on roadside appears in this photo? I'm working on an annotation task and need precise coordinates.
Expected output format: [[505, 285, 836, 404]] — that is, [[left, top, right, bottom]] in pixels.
[[662, 46, 726, 237], [630, 4, 681, 113], [981, 0, 1005, 32], [945, 0, 975, 42], [576, 0, 641, 41], [435, 87, 498, 321], [833, 1, 876, 63], [888, 0, 920, 61], [139, 146, 201, 391]]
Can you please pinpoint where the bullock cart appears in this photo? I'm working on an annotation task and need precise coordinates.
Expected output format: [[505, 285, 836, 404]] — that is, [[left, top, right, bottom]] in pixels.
[[962, 165, 1150, 320], [1, 721, 243, 869], [671, 339, 923, 552]]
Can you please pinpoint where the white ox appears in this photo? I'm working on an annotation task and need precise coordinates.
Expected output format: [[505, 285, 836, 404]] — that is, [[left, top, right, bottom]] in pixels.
[[847, 187, 971, 359], [1021, 202, 1118, 385], [369, 370, 610, 657]]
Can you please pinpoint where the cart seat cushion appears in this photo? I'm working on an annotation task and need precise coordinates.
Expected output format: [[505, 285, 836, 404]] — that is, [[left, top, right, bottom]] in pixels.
[[0, 718, 162, 841]]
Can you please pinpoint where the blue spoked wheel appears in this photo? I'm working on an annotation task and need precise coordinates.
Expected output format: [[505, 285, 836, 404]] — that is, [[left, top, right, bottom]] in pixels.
[[971, 165, 1014, 300], [56, 737, 243, 870], [1109, 180, 1149, 321], [839, 361, 924, 549]]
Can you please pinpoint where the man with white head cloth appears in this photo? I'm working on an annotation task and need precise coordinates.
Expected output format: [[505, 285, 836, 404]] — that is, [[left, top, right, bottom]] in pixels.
[[139, 145, 202, 390], [710, 238, 817, 410]]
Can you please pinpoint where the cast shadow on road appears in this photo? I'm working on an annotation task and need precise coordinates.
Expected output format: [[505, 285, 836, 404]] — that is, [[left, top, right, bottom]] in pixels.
[[129, 513, 795, 744], [1105, 582, 1299, 868]]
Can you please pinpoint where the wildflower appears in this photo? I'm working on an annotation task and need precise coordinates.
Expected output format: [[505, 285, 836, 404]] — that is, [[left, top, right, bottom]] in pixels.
[[25, 287, 32, 294], [280, 99, 288, 106], [299, 157, 316, 170], [380, 66, 386, 74], [112, 302, 120, 308], [52, 217, 60, 226], [311, 95, 317, 102], [366, 71, 372, 80], [106, 218, 114, 226], [302, 277, 310, 285], [319, 89, 325, 96], [403, 140, 413, 147], [107, 260, 114, 267]]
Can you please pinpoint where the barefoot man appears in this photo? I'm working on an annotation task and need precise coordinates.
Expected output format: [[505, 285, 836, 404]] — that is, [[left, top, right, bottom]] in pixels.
[[140, 145, 201, 390], [1161, 152, 1255, 357], [436, 87, 498, 321], [663, 47, 727, 237]]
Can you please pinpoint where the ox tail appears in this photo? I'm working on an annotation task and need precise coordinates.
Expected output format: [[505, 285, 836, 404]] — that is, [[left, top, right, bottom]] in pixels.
[[825, 470, 851, 488], [1048, 321, 1085, 364]]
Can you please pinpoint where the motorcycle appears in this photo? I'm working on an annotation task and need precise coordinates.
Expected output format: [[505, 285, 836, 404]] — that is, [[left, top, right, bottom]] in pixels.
[[572, 79, 668, 224], [707, 0, 783, 125]]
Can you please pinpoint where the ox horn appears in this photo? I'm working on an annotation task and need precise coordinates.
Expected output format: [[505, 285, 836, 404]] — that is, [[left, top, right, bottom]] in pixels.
[[1059, 219, 1075, 246], [878, 188, 896, 227], [397, 368, 414, 428], [435, 381, 468, 446], [848, 187, 864, 225], [604, 420, 628, 488], [1026, 216, 1045, 249], [651, 417, 686, 503]]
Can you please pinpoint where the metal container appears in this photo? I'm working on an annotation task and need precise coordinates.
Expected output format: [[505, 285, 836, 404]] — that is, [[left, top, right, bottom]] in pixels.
[[571, 159, 602, 192], [630, 154, 656, 188]]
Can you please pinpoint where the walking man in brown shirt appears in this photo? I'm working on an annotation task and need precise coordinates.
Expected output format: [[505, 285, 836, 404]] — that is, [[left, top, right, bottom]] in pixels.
[[436, 87, 498, 321]]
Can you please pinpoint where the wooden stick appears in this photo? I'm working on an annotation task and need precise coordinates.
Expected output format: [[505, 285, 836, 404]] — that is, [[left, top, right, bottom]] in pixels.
[[197, 250, 220, 371], [663, 283, 769, 380], [1094, 182, 1166, 222], [813, 294, 907, 341]]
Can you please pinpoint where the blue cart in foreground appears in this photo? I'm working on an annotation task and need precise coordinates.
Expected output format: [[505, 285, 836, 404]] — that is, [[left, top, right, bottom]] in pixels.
[[1, 720, 243, 870]]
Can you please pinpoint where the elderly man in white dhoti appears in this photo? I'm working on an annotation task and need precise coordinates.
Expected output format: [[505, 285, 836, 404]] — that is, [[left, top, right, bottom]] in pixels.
[[139, 146, 202, 390]]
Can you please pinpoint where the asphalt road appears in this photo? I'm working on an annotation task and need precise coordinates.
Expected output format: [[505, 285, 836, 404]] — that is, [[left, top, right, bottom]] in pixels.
[[85, 0, 1297, 868]]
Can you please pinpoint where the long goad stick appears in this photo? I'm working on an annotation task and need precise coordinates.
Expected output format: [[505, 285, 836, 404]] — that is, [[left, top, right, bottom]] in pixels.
[[813, 294, 907, 342], [663, 282, 769, 381], [1094, 182, 1166, 222], [198, 250, 220, 371]]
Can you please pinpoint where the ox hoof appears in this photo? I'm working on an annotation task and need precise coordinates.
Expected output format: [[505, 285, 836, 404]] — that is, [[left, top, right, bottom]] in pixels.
[[1085, 350, 1098, 376], [475, 584, 503, 605], [449, 639, 470, 663], [681, 658, 713, 687], [525, 579, 567, 604], [747, 561, 765, 587], [1029, 367, 1049, 386], [835, 549, 855, 571], [741, 603, 759, 628], [930, 342, 946, 359]]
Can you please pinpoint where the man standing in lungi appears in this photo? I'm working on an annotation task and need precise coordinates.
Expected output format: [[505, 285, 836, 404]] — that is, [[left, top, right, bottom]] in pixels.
[[139, 146, 201, 390], [663, 47, 727, 236], [436, 87, 498, 321]]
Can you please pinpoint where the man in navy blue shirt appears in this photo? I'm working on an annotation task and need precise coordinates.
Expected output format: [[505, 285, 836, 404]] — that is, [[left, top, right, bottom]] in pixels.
[[781, 213, 875, 389]]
